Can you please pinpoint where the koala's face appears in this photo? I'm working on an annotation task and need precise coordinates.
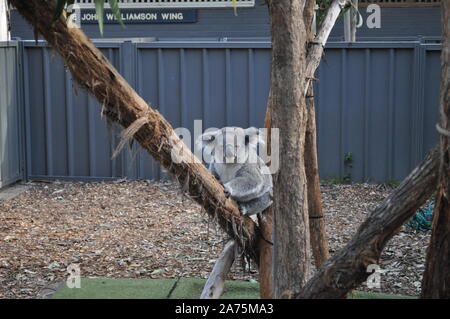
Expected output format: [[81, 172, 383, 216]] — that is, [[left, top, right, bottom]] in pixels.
[[196, 127, 263, 165]]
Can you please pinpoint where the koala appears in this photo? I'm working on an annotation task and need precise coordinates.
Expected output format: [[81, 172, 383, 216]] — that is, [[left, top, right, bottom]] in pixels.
[[196, 127, 273, 216]]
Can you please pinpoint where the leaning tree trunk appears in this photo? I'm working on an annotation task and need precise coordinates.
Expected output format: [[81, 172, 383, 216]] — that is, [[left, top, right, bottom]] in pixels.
[[297, 146, 440, 298], [268, 0, 312, 298], [421, 0, 450, 299], [9, 0, 261, 262]]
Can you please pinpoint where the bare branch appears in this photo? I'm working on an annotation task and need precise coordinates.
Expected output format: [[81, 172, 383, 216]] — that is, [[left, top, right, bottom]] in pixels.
[[298, 146, 440, 299], [200, 240, 237, 299], [304, 0, 351, 95]]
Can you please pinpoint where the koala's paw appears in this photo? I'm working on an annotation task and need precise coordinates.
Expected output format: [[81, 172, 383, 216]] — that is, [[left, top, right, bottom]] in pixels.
[[223, 184, 233, 198], [238, 204, 249, 215]]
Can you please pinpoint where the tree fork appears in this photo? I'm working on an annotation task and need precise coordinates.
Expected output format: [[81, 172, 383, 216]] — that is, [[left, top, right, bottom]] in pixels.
[[9, 0, 261, 262], [261, 0, 348, 297]]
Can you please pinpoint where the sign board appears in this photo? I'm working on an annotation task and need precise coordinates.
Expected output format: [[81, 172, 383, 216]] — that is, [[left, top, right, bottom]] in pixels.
[[79, 9, 198, 24]]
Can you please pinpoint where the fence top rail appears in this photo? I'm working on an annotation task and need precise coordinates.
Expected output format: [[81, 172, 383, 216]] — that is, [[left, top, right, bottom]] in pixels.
[[16, 39, 441, 50], [20, 40, 122, 48], [0, 41, 19, 48]]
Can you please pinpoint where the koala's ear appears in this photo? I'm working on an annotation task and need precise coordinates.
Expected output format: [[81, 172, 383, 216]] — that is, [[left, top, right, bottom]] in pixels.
[[195, 129, 220, 152], [257, 129, 266, 147], [245, 127, 265, 147]]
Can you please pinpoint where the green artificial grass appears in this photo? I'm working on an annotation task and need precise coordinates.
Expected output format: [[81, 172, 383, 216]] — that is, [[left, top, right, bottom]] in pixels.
[[170, 278, 260, 299], [52, 278, 178, 299], [51, 277, 417, 299]]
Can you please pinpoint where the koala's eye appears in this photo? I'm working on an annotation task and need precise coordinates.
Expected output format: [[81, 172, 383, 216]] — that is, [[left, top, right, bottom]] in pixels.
[[210, 135, 215, 141]]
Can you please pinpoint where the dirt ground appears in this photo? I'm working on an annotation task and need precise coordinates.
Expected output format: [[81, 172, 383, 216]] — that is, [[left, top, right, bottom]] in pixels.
[[0, 180, 430, 299]]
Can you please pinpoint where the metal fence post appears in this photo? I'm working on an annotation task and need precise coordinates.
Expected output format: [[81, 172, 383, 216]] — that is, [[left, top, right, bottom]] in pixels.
[[120, 40, 139, 180], [411, 36, 426, 168]]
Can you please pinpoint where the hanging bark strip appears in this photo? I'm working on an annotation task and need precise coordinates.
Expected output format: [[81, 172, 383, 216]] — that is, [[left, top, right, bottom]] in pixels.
[[9, 0, 260, 262], [297, 146, 440, 299], [421, 0, 450, 299]]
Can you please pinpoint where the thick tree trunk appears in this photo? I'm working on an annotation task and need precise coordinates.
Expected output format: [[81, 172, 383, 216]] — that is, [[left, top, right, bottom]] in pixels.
[[268, 0, 312, 298], [421, 0, 450, 299], [200, 240, 236, 299], [297, 146, 440, 298], [261, 1, 346, 297], [305, 84, 329, 268], [9, 0, 260, 262]]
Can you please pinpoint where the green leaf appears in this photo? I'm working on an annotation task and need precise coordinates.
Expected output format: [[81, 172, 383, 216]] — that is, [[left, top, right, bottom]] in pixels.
[[94, 0, 105, 36], [150, 269, 163, 275], [52, 0, 68, 25], [108, 0, 124, 26], [232, 0, 238, 16]]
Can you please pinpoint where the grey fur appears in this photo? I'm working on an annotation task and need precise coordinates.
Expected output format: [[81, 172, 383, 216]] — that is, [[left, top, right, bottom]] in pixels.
[[196, 127, 273, 216]]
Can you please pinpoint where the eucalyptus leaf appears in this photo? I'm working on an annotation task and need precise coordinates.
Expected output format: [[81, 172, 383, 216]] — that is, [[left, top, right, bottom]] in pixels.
[[94, 0, 105, 36], [232, 0, 238, 16], [108, 0, 124, 26], [150, 269, 163, 275]]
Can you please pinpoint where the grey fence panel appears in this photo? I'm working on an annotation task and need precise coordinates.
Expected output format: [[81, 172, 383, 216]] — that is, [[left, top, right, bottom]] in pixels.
[[316, 43, 441, 182], [0, 42, 23, 188], [20, 40, 441, 183], [23, 43, 125, 181]]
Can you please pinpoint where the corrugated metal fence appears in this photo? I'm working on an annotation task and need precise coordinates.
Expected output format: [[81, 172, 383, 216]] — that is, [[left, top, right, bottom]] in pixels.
[[2, 39, 442, 184], [0, 42, 24, 188]]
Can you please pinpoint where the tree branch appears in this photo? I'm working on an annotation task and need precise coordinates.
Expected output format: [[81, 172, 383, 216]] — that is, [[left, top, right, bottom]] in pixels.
[[304, 0, 351, 95], [9, 0, 260, 262], [297, 146, 440, 298], [200, 240, 237, 299]]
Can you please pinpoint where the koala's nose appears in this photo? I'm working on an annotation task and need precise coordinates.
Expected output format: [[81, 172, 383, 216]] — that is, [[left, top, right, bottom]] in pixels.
[[225, 144, 235, 158]]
